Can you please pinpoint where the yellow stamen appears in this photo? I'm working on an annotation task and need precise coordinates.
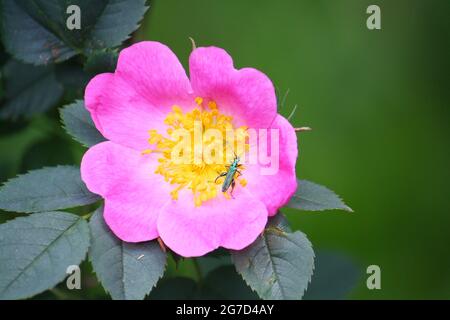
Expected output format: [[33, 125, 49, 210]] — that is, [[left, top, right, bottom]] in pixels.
[[208, 101, 217, 110], [143, 99, 249, 206], [141, 149, 153, 155], [195, 97, 203, 106]]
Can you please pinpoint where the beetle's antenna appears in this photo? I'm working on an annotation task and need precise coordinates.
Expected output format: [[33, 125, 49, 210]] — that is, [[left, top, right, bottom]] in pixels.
[[224, 138, 243, 162]]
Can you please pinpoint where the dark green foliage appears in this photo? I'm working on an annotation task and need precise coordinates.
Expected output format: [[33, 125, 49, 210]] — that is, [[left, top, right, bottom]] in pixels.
[[89, 207, 167, 300], [0, 60, 63, 120], [287, 179, 353, 212], [1, 0, 149, 65], [60, 100, 105, 147], [0, 165, 100, 213], [0, 211, 90, 299], [84, 50, 118, 76], [231, 214, 315, 300]]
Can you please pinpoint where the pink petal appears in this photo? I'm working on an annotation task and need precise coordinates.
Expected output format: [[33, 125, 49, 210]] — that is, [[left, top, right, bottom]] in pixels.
[[81, 141, 171, 242], [85, 74, 164, 150], [157, 189, 268, 257], [85, 41, 194, 151], [116, 41, 193, 109], [245, 115, 298, 216], [189, 47, 277, 129]]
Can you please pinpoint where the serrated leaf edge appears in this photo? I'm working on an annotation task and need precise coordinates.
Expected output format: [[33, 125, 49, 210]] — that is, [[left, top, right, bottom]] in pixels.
[[0, 165, 99, 214], [59, 100, 99, 148], [232, 228, 315, 300], [0, 213, 90, 299], [287, 179, 353, 212]]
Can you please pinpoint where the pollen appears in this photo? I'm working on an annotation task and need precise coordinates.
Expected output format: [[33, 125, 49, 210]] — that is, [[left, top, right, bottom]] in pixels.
[[144, 98, 249, 206]]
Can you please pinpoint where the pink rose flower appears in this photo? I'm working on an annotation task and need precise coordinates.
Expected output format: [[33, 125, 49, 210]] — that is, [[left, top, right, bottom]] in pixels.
[[81, 41, 298, 257]]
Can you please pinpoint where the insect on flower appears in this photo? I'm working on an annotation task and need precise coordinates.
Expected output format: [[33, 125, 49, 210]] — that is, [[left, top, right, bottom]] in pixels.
[[215, 153, 244, 197]]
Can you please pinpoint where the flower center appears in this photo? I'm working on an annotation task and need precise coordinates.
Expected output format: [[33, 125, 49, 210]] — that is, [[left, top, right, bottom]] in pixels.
[[142, 97, 248, 206]]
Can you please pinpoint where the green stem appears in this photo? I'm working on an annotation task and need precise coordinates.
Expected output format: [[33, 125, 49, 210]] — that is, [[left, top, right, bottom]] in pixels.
[[81, 212, 93, 220]]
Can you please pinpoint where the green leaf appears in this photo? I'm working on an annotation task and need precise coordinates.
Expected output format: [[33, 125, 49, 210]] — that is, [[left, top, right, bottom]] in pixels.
[[0, 60, 63, 119], [304, 251, 361, 300], [1, 0, 77, 65], [149, 277, 199, 300], [84, 50, 118, 76], [268, 211, 292, 232], [83, 0, 149, 51], [0, 166, 100, 213], [55, 61, 91, 95], [197, 255, 232, 276], [89, 207, 167, 300], [202, 266, 259, 300], [0, 211, 90, 299], [231, 214, 315, 300], [1, 0, 149, 65], [287, 179, 353, 212], [60, 100, 105, 147]]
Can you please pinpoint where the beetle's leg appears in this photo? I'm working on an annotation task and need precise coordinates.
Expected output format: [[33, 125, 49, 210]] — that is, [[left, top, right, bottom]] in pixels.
[[215, 172, 227, 183], [230, 180, 236, 198]]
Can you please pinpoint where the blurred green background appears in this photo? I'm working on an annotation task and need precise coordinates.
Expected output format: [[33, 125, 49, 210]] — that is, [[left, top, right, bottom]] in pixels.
[[1, 0, 449, 299]]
